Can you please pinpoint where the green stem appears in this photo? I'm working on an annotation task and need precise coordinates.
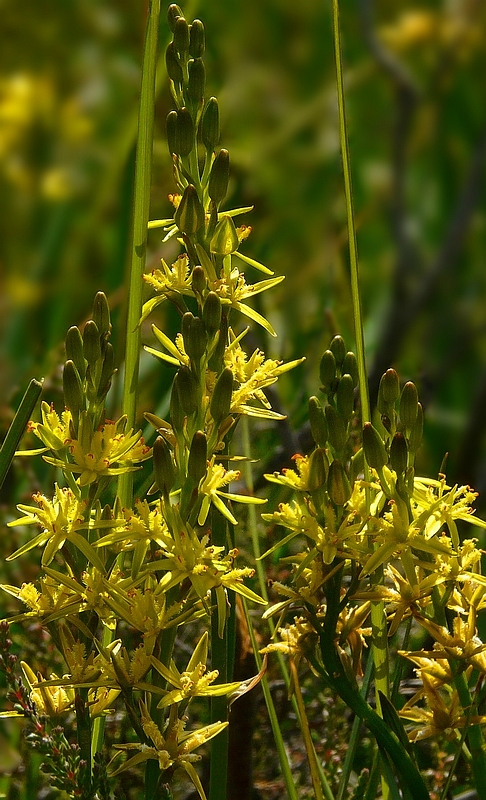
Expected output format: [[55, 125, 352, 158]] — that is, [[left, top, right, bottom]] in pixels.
[[450, 662, 486, 797], [0, 378, 43, 491], [117, 0, 161, 510]]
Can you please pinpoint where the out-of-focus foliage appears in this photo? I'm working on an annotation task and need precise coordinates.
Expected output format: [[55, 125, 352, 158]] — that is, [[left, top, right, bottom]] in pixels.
[[2, 0, 486, 498]]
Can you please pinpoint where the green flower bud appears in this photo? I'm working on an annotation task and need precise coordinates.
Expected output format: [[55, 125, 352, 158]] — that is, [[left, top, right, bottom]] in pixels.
[[341, 351, 359, 387], [92, 292, 111, 337], [153, 436, 176, 495], [319, 350, 336, 390], [399, 381, 419, 430], [83, 320, 101, 366], [307, 448, 328, 492], [170, 375, 185, 431], [203, 291, 222, 334], [390, 432, 408, 476], [210, 367, 234, 425], [167, 4, 183, 32], [65, 326, 86, 380], [408, 402, 423, 454], [210, 215, 239, 255], [350, 447, 364, 483], [98, 342, 115, 398], [63, 360, 85, 417], [208, 313, 228, 373], [325, 404, 347, 455], [191, 265, 206, 294], [187, 58, 205, 104], [165, 42, 183, 84], [166, 110, 178, 155], [174, 184, 205, 235], [378, 369, 400, 415], [330, 335, 346, 368], [173, 16, 190, 54], [201, 97, 220, 151], [362, 422, 387, 471], [336, 374, 355, 422], [78, 411, 93, 453], [188, 430, 208, 483], [208, 149, 230, 205], [176, 366, 199, 416], [182, 312, 207, 362], [176, 107, 194, 157], [308, 396, 328, 447], [328, 459, 351, 507], [189, 19, 205, 57]]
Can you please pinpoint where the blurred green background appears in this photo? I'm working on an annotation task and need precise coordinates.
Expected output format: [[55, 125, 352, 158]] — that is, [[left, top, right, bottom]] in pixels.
[[2, 0, 486, 502]]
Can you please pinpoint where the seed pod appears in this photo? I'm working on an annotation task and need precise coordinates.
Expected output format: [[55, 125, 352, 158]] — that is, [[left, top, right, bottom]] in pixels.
[[176, 107, 194, 157], [325, 404, 347, 454], [176, 366, 199, 416], [173, 16, 190, 54], [182, 313, 207, 361], [187, 58, 205, 104], [378, 369, 400, 415], [174, 184, 205, 235], [63, 360, 85, 417], [208, 313, 228, 373], [189, 19, 205, 57], [188, 430, 208, 483], [362, 422, 387, 471], [203, 291, 222, 334], [409, 402, 424, 454], [307, 448, 328, 492], [330, 335, 346, 368], [167, 4, 183, 32], [201, 97, 220, 151], [341, 351, 359, 387], [191, 265, 206, 294], [308, 396, 328, 447], [336, 374, 355, 422], [328, 459, 351, 506], [166, 110, 178, 155], [210, 215, 239, 255], [165, 42, 183, 84], [83, 320, 101, 366], [92, 292, 110, 337], [390, 432, 408, 476], [65, 326, 85, 380], [210, 367, 234, 425], [319, 350, 336, 389], [153, 436, 176, 495], [208, 149, 230, 205], [399, 381, 419, 430]]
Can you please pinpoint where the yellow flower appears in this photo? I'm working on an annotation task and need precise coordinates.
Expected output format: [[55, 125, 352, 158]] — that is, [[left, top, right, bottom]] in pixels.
[[20, 662, 73, 718], [197, 457, 265, 526]]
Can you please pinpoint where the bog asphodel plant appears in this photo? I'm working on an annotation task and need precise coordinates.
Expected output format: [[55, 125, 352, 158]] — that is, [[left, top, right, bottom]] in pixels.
[[0, 5, 301, 800]]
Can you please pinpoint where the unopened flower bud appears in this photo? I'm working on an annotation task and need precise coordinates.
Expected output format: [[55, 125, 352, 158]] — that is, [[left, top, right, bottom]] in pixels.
[[174, 184, 205, 235], [208, 149, 230, 205], [165, 42, 183, 84], [187, 58, 205, 104], [210, 215, 239, 255], [399, 381, 419, 430], [92, 292, 111, 337], [63, 360, 85, 417], [390, 432, 408, 476], [189, 19, 205, 57], [319, 350, 336, 390], [173, 16, 190, 54], [99, 342, 115, 397], [188, 430, 208, 483], [330, 335, 346, 368], [65, 326, 86, 380], [83, 320, 101, 366], [182, 312, 207, 361], [170, 376, 185, 431], [210, 367, 234, 425], [307, 448, 328, 492], [325, 404, 347, 455], [191, 265, 206, 294], [362, 422, 387, 471], [336, 374, 355, 422], [328, 459, 351, 506], [176, 107, 194, 157], [378, 369, 400, 415], [201, 97, 220, 151], [167, 4, 183, 32], [153, 436, 176, 495], [308, 396, 328, 447], [203, 291, 222, 334], [175, 366, 199, 416], [408, 402, 423, 454], [341, 351, 359, 387], [166, 110, 178, 155]]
